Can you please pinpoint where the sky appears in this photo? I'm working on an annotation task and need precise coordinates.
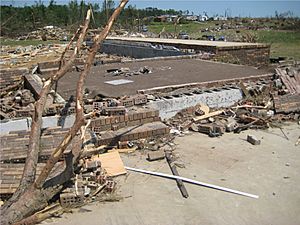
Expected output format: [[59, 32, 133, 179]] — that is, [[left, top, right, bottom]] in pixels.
[[1, 0, 300, 17]]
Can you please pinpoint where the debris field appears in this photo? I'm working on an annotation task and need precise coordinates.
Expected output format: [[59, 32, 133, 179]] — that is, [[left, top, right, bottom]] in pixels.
[[0, 26, 299, 225]]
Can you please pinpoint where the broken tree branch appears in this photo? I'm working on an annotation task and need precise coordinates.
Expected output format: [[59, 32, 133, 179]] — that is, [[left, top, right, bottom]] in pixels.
[[58, 26, 82, 69]]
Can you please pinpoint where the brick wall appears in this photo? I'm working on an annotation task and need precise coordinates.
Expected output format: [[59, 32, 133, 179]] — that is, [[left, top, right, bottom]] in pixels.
[[137, 40, 270, 67], [0, 67, 29, 89], [90, 108, 160, 133], [96, 121, 170, 146], [214, 46, 270, 67]]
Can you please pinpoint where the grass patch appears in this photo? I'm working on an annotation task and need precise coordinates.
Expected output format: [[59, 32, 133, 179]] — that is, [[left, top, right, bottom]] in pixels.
[[148, 21, 216, 34], [256, 30, 300, 59], [0, 38, 62, 46], [148, 22, 300, 60]]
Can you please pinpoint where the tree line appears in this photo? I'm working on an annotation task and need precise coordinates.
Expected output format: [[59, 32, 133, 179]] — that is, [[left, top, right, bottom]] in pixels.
[[0, 0, 181, 37]]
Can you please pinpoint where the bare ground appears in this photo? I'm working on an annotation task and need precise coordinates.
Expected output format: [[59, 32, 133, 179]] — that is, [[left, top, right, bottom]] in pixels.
[[45, 123, 300, 225]]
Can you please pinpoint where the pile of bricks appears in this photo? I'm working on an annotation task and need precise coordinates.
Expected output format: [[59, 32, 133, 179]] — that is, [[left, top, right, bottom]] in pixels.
[[90, 107, 160, 133], [120, 94, 147, 107]]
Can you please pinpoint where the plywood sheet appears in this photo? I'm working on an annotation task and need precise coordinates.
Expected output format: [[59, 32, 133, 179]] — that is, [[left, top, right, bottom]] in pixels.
[[92, 151, 126, 177]]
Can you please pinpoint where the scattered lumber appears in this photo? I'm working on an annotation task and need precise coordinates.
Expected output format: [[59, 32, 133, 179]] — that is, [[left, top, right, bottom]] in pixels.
[[165, 152, 189, 198]]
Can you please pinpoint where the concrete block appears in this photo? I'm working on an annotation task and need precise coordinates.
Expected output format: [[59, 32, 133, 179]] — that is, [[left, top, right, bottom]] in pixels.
[[147, 151, 165, 161], [247, 135, 261, 145], [225, 117, 238, 132]]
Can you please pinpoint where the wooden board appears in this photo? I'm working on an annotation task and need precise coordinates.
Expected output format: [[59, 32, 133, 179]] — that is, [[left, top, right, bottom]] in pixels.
[[92, 151, 126, 177], [193, 110, 224, 122]]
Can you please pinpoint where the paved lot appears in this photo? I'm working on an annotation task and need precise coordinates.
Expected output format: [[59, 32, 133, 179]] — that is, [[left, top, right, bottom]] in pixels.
[[48, 123, 300, 225], [55, 58, 268, 99]]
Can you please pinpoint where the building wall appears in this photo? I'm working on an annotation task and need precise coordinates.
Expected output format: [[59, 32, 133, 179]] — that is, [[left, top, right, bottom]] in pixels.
[[214, 46, 270, 67], [147, 87, 243, 119], [99, 40, 186, 59]]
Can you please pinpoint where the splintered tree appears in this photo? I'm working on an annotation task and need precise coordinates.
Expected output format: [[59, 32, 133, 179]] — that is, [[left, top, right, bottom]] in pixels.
[[0, 0, 128, 224]]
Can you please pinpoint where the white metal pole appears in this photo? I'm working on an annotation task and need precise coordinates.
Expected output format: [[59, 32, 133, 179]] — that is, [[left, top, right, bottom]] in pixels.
[[125, 166, 259, 199]]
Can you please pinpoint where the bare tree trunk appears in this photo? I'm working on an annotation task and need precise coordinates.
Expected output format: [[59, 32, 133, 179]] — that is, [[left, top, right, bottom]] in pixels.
[[35, 0, 129, 189], [1, 1, 128, 224]]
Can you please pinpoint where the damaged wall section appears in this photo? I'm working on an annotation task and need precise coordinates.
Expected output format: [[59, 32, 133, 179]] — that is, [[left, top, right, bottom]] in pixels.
[[147, 87, 243, 119], [98, 40, 188, 59]]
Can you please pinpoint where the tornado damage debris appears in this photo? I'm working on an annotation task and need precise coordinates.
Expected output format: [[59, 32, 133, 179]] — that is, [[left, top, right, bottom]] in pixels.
[[0, 1, 300, 225]]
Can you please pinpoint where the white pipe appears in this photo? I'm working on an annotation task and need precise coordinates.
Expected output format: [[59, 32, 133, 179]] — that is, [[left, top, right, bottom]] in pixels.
[[125, 166, 259, 199]]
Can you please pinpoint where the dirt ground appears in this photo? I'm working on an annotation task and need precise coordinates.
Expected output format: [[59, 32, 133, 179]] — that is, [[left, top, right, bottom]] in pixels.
[[46, 123, 300, 225]]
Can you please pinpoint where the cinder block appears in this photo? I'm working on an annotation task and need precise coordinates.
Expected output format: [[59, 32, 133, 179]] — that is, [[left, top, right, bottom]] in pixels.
[[247, 135, 261, 145], [60, 192, 84, 208], [100, 118, 106, 126], [146, 111, 152, 118], [142, 112, 147, 119], [147, 151, 165, 161], [137, 112, 143, 120]]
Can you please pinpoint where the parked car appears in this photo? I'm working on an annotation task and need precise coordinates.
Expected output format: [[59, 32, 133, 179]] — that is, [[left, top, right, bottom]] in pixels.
[[178, 32, 190, 39], [218, 36, 226, 41], [202, 34, 215, 41], [142, 26, 148, 32]]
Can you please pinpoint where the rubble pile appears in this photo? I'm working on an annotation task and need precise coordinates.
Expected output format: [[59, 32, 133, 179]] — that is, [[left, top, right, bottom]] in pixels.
[[59, 157, 118, 208], [0, 88, 35, 119], [105, 66, 152, 77], [0, 44, 66, 68], [19, 26, 69, 41], [166, 63, 300, 138], [0, 42, 127, 70]]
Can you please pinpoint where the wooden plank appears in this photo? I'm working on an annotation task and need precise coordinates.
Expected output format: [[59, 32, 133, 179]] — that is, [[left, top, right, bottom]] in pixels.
[[193, 110, 224, 122], [108, 147, 137, 154], [165, 152, 189, 198], [285, 75, 297, 93]]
